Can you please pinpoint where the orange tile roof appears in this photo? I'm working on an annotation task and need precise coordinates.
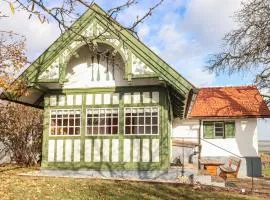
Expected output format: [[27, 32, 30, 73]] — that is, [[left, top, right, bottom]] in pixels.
[[189, 86, 270, 118]]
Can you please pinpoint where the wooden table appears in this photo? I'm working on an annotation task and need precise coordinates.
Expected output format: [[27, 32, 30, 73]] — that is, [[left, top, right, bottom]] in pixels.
[[199, 159, 224, 176]]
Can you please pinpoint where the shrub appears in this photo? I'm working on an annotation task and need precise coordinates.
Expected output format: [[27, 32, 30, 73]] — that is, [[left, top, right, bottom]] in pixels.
[[0, 101, 43, 166]]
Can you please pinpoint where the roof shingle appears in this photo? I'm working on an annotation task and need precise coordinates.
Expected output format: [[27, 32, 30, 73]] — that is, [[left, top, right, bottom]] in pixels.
[[189, 86, 270, 118]]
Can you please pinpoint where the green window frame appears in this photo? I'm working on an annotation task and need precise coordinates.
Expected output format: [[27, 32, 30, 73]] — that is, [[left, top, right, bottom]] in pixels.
[[203, 121, 235, 139]]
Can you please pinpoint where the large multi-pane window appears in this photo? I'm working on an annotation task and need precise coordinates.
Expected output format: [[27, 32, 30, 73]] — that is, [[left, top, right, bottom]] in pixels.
[[124, 107, 159, 135], [50, 109, 81, 135], [86, 108, 119, 135]]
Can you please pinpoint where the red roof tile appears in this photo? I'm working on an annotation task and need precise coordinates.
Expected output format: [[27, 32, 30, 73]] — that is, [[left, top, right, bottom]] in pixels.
[[189, 86, 270, 118]]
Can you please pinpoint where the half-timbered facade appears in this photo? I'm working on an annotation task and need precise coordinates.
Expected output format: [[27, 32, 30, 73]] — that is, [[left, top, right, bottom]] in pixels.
[[3, 4, 194, 171]]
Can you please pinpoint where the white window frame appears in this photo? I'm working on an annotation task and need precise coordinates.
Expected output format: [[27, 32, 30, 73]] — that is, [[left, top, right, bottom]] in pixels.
[[49, 109, 82, 136], [124, 107, 159, 135], [86, 107, 119, 136], [214, 121, 225, 138]]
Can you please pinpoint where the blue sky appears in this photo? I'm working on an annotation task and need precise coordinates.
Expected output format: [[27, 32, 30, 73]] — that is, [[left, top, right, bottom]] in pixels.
[[1, 0, 256, 87]]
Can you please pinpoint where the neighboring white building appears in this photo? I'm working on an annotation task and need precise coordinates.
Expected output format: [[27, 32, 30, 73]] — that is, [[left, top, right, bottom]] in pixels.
[[172, 86, 270, 177]]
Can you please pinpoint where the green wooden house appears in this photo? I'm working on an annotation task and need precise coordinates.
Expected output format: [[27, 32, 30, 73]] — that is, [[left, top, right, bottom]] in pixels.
[[5, 4, 195, 171]]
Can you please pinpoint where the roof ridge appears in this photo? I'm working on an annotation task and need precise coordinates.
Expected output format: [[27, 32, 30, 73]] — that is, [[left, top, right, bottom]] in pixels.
[[199, 85, 256, 89]]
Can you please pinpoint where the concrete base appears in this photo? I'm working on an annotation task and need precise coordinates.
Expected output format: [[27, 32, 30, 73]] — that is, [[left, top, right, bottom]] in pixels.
[[38, 168, 225, 187]]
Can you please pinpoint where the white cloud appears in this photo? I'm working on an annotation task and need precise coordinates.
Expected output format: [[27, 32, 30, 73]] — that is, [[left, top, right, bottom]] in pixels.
[[0, 2, 59, 61], [0, 0, 248, 87], [138, 24, 150, 39], [139, 0, 245, 87]]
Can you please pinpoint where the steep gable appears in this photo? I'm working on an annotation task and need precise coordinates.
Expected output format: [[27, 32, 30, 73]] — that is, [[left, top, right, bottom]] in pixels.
[[3, 4, 195, 118]]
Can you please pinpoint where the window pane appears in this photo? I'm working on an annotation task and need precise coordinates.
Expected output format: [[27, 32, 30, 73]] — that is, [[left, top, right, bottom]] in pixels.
[[112, 118, 118, 125], [93, 127, 98, 135], [75, 127, 80, 135], [125, 126, 131, 134], [145, 117, 151, 124], [87, 118, 92, 126], [215, 122, 224, 137], [63, 128, 68, 135], [58, 127, 63, 135], [75, 118, 80, 126], [69, 127, 74, 135], [57, 119, 62, 126], [106, 118, 112, 126], [152, 117, 158, 125], [125, 117, 131, 125], [132, 126, 139, 134], [132, 117, 138, 125], [139, 117, 144, 125], [215, 131, 223, 137], [93, 118, 99, 126], [99, 127, 105, 135], [69, 118, 74, 126], [152, 126, 158, 134], [51, 127, 56, 135], [100, 118, 105, 126], [87, 127, 92, 135], [63, 119, 68, 126], [106, 127, 112, 134], [139, 126, 144, 134], [112, 126, 118, 135], [51, 119, 56, 127], [145, 126, 151, 134]]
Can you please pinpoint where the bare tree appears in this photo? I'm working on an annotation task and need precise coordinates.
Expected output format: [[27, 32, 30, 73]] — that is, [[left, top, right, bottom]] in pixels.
[[207, 0, 270, 99]]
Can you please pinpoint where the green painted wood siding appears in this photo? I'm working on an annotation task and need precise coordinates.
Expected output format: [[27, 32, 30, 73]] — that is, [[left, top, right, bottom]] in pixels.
[[41, 85, 171, 170]]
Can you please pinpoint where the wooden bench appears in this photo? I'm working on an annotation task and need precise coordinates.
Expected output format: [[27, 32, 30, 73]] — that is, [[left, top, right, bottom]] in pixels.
[[199, 159, 224, 176], [219, 156, 241, 179]]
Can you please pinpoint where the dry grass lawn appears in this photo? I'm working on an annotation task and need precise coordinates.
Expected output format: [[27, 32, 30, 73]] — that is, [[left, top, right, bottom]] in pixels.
[[0, 165, 262, 200]]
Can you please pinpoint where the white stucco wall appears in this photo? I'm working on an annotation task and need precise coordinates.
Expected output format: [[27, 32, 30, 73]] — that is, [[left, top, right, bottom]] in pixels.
[[257, 118, 270, 141], [63, 45, 159, 89], [172, 118, 259, 157]]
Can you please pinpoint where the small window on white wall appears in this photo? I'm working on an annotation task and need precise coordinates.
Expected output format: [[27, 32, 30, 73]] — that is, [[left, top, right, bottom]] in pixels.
[[50, 109, 81, 135]]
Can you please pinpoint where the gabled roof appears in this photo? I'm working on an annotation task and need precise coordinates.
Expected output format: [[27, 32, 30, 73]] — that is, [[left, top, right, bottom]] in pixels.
[[189, 86, 270, 118], [2, 3, 195, 118]]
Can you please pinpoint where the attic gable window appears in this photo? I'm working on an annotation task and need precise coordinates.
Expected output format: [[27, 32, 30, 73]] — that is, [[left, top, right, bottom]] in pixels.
[[203, 121, 235, 139], [50, 109, 81, 136]]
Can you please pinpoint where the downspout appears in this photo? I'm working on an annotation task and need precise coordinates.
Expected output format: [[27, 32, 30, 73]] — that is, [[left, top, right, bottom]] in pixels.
[[198, 119, 202, 170]]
